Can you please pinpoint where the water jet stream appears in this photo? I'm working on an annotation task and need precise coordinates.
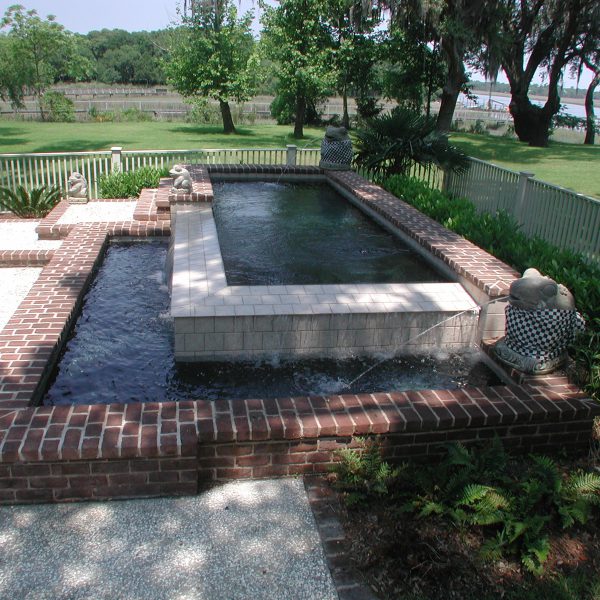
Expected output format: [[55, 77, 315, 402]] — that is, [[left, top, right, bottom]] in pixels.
[[340, 296, 509, 391]]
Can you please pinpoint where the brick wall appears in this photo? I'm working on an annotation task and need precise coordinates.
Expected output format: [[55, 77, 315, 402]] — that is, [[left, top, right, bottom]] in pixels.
[[0, 166, 598, 504]]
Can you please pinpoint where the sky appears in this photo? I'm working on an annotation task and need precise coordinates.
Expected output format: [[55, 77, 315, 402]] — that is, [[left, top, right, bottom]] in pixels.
[[0, 0, 593, 89]]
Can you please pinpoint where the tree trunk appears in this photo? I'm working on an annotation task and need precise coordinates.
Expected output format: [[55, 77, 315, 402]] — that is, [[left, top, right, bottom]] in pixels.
[[435, 36, 467, 133], [584, 72, 600, 145], [219, 100, 236, 134], [342, 85, 350, 129], [509, 95, 554, 147], [436, 88, 460, 133], [294, 94, 306, 139]]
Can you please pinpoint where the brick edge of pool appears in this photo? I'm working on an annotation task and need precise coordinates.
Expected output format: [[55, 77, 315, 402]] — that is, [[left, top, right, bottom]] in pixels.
[[0, 166, 598, 504]]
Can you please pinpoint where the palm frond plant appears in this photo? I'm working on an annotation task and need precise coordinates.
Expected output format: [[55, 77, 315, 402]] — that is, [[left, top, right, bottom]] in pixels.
[[353, 107, 470, 179], [0, 185, 62, 218]]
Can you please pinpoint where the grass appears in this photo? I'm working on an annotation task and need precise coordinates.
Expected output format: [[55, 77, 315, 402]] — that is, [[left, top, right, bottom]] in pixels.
[[0, 121, 324, 154], [451, 132, 600, 198], [0, 119, 598, 197]]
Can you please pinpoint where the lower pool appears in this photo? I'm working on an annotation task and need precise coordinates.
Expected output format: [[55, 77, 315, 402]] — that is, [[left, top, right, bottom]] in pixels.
[[42, 241, 500, 406]]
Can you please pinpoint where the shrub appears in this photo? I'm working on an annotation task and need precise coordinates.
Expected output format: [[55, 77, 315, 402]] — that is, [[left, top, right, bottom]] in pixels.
[[400, 441, 600, 574], [41, 91, 75, 122], [468, 119, 487, 135], [384, 175, 600, 400], [0, 185, 61, 217], [333, 437, 401, 506], [353, 108, 470, 179], [99, 166, 169, 199]]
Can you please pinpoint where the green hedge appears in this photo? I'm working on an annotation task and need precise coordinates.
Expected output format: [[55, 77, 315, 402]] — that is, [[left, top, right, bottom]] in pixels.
[[384, 175, 600, 399], [99, 166, 169, 199]]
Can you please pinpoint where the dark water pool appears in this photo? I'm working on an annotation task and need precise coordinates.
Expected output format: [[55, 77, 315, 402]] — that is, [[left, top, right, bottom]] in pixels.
[[212, 181, 445, 286], [43, 242, 499, 406]]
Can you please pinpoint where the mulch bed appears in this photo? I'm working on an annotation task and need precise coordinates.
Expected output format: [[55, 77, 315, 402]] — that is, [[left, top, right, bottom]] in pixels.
[[329, 451, 600, 600]]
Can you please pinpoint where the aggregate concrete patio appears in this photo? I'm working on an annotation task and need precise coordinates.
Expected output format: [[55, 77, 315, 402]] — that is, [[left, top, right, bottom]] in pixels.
[[0, 478, 338, 600]]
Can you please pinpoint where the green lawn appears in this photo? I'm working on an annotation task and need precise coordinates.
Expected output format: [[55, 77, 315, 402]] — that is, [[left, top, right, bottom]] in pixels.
[[0, 121, 325, 153], [451, 132, 600, 198], [0, 120, 598, 198]]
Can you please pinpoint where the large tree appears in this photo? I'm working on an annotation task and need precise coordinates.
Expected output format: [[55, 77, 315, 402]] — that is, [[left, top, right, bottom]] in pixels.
[[260, 0, 334, 138], [569, 2, 600, 145], [326, 0, 381, 128], [0, 4, 74, 119], [166, 0, 258, 133], [497, 0, 598, 147], [389, 1, 501, 133]]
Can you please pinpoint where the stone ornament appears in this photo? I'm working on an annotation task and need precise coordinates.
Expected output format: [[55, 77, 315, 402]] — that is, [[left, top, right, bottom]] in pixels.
[[67, 172, 89, 204], [493, 268, 585, 374], [170, 164, 193, 194], [319, 126, 353, 171]]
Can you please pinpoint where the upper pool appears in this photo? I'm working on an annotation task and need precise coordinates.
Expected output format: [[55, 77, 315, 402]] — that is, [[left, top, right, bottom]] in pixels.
[[211, 181, 445, 286]]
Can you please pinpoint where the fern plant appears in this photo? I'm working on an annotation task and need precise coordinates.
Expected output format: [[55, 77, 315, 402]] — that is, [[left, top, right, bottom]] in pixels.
[[398, 441, 600, 575], [0, 185, 61, 218], [333, 437, 401, 506]]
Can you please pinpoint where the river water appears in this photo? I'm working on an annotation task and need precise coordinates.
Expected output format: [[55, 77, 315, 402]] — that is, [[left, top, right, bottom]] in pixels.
[[460, 92, 596, 119]]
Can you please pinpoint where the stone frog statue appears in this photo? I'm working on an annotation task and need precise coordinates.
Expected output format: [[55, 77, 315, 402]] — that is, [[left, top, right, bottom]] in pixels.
[[319, 126, 353, 170], [67, 172, 88, 199], [493, 268, 585, 374], [169, 164, 193, 194]]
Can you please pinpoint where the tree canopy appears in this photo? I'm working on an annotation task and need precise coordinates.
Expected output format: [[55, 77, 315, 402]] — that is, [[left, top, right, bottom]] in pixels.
[[166, 0, 259, 133]]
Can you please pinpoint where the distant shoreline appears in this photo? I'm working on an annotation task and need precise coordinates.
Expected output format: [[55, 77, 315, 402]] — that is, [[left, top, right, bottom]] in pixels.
[[472, 89, 598, 108]]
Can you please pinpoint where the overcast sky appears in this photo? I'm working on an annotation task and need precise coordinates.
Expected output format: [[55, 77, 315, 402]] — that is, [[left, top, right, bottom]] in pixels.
[[0, 0, 593, 88]]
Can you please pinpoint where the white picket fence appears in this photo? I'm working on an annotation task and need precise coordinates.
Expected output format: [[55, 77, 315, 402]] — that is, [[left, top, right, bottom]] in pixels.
[[0, 147, 598, 261], [445, 157, 600, 262], [0, 146, 321, 200]]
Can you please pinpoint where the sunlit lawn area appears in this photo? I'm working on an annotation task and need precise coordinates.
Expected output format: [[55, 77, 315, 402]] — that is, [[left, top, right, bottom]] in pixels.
[[451, 132, 600, 198], [0, 120, 598, 198], [0, 121, 324, 154]]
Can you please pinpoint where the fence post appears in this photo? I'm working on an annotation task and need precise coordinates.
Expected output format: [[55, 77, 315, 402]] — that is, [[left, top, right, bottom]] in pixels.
[[514, 171, 534, 223], [111, 146, 122, 172], [286, 145, 297, 166]]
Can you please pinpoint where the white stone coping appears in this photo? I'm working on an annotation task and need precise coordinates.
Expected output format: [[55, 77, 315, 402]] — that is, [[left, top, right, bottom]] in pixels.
[[170, 202, 479, 319]]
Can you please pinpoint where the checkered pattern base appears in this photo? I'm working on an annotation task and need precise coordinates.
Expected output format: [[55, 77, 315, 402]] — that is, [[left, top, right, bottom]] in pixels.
[[503, 305, 586, 362], [319, 139, 353, 170]]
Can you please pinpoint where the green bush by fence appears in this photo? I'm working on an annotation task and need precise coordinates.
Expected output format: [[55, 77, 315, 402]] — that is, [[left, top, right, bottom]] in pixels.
[[384, 175, 600, 399], [99, 166, 169, 199]]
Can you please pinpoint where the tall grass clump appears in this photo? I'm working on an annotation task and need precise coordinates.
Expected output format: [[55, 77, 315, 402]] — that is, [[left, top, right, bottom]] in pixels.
[[99, 166, 169, 199]]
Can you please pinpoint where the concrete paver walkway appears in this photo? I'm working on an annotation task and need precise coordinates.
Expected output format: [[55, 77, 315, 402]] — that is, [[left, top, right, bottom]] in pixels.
[[0, 479, 338, 600]]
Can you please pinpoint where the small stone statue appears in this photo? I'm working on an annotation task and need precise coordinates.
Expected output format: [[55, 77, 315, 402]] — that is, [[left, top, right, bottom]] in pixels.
[[170, 164, 193, 194], [493, 268, 585, 374], [319, 126, 353, 171], [67, 172, 89, 204]]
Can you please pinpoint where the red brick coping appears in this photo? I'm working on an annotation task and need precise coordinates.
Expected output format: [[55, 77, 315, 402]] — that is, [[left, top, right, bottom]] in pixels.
[[0, 166, 598, 504]]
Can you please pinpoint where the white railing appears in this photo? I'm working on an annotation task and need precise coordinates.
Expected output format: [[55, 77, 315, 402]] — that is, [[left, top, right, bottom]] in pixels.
[[0, 150, 113, 200], [2, 146, 598, 261], [0, 146, 322, 200], [445, 157, 600, 262]]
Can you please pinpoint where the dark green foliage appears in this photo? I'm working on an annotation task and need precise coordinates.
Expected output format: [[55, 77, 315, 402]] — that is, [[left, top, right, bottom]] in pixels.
[[0, 184, 61, 217], [353, 108, 470, 179], [399, 441, 600, 574], [99, 166, 168, 199], [333, 437, 401, 506], [269, 90, 322, 126], [354, 95, 383, 121], [40, 91, 75, 122], [383, 175, 600, 400]]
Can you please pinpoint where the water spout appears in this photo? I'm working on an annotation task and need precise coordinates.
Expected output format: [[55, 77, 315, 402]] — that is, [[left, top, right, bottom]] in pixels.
[[339, 296, 509, 391]]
